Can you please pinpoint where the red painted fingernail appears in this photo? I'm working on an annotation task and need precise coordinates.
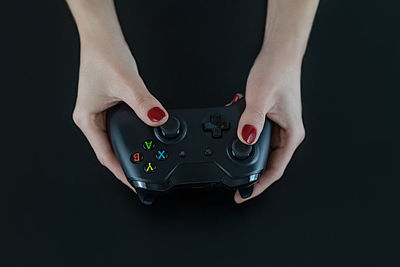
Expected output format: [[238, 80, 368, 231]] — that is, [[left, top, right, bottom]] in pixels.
[[147, 107, 165, 122], [232, 94, 240, 103], [241, 124, 257, 144]]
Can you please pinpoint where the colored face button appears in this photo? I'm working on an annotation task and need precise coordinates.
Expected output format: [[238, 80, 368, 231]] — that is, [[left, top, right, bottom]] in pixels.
[[130, 152, 143, 163], [143, 139, 155, 151], [155, 149, 168, 161], [143, 162, 156, 173]]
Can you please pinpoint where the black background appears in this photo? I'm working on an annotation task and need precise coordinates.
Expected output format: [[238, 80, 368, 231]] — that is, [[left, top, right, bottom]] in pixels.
[[2, 0, 399, 266]]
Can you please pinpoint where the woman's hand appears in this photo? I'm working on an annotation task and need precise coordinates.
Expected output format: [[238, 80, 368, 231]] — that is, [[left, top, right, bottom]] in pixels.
[[232, 53, 305, 203], [72, 38, 168, 192], [231, 0, 319, 203], [66, 0, 168, 192]]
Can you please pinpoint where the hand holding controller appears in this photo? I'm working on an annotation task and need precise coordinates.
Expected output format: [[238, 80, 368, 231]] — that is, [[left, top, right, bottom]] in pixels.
[[107, 98, 271, 205]]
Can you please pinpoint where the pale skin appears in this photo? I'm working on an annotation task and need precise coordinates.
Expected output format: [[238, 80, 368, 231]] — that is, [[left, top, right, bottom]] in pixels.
[[66, 0, 319, 203]]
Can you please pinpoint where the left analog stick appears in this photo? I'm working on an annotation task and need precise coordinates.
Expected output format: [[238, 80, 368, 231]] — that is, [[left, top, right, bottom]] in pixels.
[[160, 116, 181, 139]]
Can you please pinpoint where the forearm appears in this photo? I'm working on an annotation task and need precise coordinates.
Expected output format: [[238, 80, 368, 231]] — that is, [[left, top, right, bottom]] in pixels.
[[259, 0, 319, 64], [66, 0, 125, 46]]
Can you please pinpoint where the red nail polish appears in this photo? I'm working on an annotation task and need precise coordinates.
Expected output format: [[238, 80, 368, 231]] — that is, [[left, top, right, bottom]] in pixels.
[[232, 94, 240, 103], [241, 124, 257, 144], [147, 107, 165, 122]]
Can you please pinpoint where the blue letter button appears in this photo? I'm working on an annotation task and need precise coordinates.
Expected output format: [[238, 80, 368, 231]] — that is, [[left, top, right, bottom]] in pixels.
[[155, 149, 168, 161]]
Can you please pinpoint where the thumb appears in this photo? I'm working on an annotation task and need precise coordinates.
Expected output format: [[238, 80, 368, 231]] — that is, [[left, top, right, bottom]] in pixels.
[[121, 85, 169, 127], [237, 98, 271, 145]]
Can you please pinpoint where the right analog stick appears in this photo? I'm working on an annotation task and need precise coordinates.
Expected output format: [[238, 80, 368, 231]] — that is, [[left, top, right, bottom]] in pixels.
[[231, 139, 253, 160]]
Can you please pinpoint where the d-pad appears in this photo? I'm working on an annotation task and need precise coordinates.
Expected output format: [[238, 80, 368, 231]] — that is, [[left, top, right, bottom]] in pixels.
[[202, 114, 230, 138]]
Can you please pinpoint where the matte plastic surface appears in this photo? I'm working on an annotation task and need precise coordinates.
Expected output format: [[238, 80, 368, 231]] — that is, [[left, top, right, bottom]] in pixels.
[[107, 99, 271, 204]]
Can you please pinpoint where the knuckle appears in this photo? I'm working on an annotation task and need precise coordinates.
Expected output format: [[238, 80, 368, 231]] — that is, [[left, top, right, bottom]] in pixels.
[[254, 109, 266, 123], [97, 154, 110, 167], [297, 126, 306, 143], [246, 106, 266, 123], [270, 168, 284, 180], [290, 124, 306, 145], [129, 92, 155, 111], [297, 126, 306, 144], [97, 156, 105, 166], [138, 96, 156, 111], [72, 108, 88, 127]]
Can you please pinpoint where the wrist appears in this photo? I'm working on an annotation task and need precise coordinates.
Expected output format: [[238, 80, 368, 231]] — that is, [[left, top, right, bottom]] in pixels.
[[79, 24, 130, 57], [248, 49, 302, 95], [67, 0, 125, 49], [78, 20, 126, 48], [257, 41, 305, 68], [254, 47, 302, 81]]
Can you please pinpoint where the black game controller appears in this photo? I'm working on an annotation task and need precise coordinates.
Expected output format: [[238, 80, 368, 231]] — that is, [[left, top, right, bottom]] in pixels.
[[107, 99, 271, 205]]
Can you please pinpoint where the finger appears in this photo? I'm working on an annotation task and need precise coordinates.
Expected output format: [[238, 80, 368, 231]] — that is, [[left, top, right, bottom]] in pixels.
[[225, 93, 243, 106], [237, 97, 273, 145], [73, 110, 136, 193], [121, 84, 169, 127], [234, 125, 305, 203]]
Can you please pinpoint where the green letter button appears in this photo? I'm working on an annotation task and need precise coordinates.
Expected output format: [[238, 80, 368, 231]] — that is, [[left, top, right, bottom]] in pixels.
[[143, 139, 155, 151]]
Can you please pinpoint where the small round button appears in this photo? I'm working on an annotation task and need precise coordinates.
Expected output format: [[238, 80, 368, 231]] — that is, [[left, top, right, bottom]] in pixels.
[[143, 162, 156, 173], [160, 116, 181, 139], [155, 149, 168, 161], [231, 139, 253, 160], [130, 152, 143, 163], [204, 148, 213, 156], [143, 139, 155, 151]]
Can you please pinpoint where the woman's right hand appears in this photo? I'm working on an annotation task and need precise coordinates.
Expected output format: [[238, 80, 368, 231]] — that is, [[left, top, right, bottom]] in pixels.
[[72, 38, 168, 192]]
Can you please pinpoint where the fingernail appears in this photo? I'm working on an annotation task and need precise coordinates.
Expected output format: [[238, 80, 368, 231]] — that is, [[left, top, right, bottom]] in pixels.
[[241, 124, 257, 144], [147, 107, 166, 122], [231, 94, 240, 103]]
